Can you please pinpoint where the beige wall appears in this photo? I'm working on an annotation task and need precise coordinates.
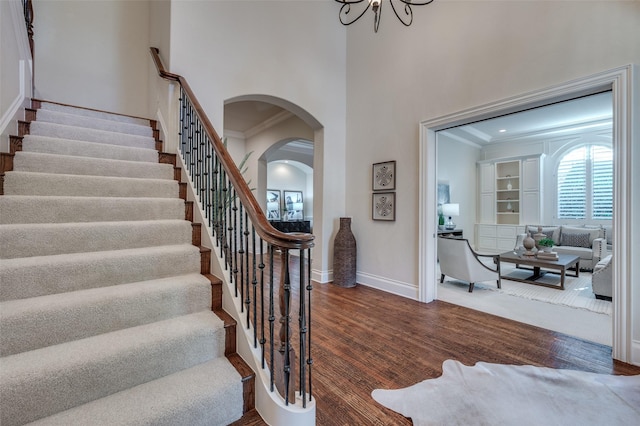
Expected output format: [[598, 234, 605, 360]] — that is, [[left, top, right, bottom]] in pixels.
[[23, 0, 639, 362], [345, 0, 639, 293], [167, 0, 347, 279], [33, 0, 150, 117]]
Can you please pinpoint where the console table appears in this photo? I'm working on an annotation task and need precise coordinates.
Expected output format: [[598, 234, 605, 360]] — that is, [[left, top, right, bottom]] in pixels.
[[438, 229, 463, 238], [269, 220, 311, 234]]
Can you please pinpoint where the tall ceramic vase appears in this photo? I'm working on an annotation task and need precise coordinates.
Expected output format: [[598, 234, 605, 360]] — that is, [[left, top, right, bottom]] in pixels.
[[333, 217, 357, 288]]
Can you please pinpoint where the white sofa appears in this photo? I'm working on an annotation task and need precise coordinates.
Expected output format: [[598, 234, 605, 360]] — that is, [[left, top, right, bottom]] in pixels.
[[515, 225, 608, 270]]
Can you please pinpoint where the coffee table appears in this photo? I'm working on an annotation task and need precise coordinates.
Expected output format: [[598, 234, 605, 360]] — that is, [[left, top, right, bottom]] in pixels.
[[499, 251, 580, 290]]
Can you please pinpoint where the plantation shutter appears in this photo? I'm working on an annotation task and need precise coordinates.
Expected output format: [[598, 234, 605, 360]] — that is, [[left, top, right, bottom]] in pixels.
[[591, 145, 613, 219], [557, 145, 613, 220], [557, 147, 587, 219]]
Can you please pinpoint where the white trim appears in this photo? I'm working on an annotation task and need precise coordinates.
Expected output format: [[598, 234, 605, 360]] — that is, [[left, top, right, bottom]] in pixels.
[[357, 271, 418, 300], [312, 268, 330, 284], [419, 65, 635, 364], [0, 61, 27, 147]]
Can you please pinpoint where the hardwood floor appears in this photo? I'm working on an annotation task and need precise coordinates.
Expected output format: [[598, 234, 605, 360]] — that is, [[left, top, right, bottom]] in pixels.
[[232, 264, 640, 425]]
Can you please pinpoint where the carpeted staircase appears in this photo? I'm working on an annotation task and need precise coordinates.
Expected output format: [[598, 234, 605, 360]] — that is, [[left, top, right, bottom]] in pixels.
[[0, 101, 252, 425]]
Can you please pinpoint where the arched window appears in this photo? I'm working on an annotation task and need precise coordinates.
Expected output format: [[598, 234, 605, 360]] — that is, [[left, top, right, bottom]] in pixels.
[[557, 145, 612, 220]]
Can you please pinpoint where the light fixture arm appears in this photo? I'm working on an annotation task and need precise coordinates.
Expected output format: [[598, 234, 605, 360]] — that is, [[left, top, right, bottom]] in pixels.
[[335, 0, 434, 33]]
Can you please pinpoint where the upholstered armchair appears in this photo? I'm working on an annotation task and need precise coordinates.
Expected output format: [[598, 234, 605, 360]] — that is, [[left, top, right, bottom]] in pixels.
[[437, 236, 501, 293], [592, 255, 612, 300]]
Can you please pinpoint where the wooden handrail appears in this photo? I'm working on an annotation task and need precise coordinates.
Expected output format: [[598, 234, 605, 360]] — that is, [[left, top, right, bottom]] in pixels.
[[150, 47, 314, 250]]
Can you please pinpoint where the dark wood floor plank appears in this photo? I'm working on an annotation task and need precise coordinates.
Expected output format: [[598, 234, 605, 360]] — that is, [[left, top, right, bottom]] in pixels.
[[232, 258, 640, 425]]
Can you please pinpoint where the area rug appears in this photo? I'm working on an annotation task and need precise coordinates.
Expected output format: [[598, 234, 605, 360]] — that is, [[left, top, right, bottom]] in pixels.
[[440, 263, 611, 315], [496, 267, 611, 315], [372, 360, 640, 425]]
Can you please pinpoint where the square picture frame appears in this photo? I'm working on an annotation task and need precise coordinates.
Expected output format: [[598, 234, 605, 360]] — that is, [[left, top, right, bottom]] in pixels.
[[283, 190, 304, 220], [372, 192, 396, 221], [372, 160, 396, 191], [266, 189, 281, 220]]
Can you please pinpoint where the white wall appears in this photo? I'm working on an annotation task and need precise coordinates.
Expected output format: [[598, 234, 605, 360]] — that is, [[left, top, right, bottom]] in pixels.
[[345, 0, 639, 294], [1, 0, 32, 152], [167, 0, 346, 280], [33, 0, 150, 117], [437, 135, 480, 245]]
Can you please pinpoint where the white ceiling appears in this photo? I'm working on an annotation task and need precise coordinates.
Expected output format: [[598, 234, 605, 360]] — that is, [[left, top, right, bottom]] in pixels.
[[440, 91, 612, 146]]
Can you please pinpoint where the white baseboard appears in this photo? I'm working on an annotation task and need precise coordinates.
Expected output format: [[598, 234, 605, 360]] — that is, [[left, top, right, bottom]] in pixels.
[[312, 268, 330, 284], [356, 271, 418, 300]]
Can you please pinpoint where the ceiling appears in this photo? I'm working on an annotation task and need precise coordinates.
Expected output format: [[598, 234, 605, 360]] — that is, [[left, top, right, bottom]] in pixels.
[[440, 91, 612, 146], [223, 91, 612, 163]]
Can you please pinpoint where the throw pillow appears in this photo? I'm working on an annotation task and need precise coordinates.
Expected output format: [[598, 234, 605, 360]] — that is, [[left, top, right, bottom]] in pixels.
[[561, 225, 601, 245], [561, 232, 591, 248], [527, 226, 560, 244]]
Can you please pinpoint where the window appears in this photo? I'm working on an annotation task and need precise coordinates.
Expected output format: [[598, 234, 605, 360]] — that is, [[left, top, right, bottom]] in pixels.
[[557, 145, 612, 220]]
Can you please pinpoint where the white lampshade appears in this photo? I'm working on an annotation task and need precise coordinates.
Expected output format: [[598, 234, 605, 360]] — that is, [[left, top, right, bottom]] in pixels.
[[442, 203, 459, 218]]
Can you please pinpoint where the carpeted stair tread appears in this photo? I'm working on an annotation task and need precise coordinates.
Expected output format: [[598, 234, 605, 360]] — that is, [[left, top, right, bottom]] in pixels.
[[0, 196, 186, 224], [0, 244, 202, 301], [22, 134, 159, 163], [0, 311, 226, 426], [0, 273, 212, 356], [29, 121, 157, 150], [35, 108, 153, 137], [27, 357, 243, 426], [3, 171, 179, 198], [1, 101, 247, 425], [13, 151, 174, 179], [0, 219, 193, 259], [39, 101, 151, 126]]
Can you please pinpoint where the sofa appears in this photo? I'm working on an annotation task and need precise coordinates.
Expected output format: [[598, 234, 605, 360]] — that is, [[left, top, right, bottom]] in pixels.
[[515, 225, 608, 270], [592, 254, 612, 300]]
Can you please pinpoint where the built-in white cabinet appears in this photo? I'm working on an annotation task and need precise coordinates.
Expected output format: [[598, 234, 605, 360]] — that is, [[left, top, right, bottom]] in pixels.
[[521, 156, 543, 224], [476, 155, 543, 251], [478, 163, 495, 223], [476, 224, 526, 254], [495, 160, 520, 225]]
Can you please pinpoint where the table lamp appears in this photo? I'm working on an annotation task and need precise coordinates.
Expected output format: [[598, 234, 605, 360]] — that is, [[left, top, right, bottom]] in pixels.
[[442, 203, 459, 230]]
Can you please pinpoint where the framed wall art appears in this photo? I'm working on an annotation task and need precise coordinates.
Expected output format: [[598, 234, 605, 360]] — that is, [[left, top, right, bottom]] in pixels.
[[372, 192, 396, 221], [283, 190, 304, 220], [266, 189, 281, 220], [372, 160, 396, 191]]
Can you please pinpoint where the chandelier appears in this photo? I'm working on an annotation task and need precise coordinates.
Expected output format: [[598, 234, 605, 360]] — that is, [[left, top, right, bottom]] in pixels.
[[335, 0, 434, 33]]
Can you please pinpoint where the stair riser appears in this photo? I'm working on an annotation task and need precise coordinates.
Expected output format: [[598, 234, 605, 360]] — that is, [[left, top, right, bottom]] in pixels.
[[29, 121, 156, 150], [3, 172, 179, 198], [22, 135, 159, 163], [13, 152, 174, 180], [0, 196, 186, 224], [0, 313, 226, 426], [0, 245, 202, 301], [0, 275, 212, 356], [0, 220, 193, 259], [35, 109, 153, 137]]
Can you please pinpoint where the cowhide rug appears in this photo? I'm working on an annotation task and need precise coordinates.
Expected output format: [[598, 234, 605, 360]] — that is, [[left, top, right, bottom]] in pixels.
[[372, 359, 640, 425]]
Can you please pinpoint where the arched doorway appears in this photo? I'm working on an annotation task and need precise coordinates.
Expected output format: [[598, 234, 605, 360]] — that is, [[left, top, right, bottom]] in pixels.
[[223, 95, 326, 279]]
